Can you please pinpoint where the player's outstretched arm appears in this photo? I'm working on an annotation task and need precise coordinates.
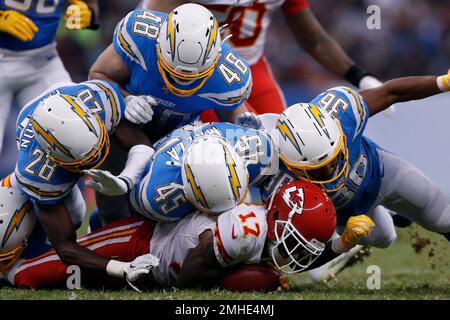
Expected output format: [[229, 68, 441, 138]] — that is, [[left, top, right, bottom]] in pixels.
[[286, 8, 354, 77], [176, 230, 225, 289], [360, 71, 448, 117], [37, 203, 159, 288], [89, 44, 131, 97], [37, 202, 111, 270]]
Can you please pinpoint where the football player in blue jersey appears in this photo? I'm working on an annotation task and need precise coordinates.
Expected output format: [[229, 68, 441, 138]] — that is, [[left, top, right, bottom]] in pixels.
[[1, 80, 160, 285], [90, 3, 252, 139], [0, 0, 100, 156], [88, 3, 254, 222], [126, 123, 278, 222], [260, 71, 450, 255]]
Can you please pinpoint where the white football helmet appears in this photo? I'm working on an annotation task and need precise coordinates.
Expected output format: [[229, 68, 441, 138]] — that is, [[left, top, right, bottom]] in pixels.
[[276, 103, 349, 192], [31, 94, 110, 173], [181, 135, 249, 214], [0, 187, 35, 272], [157, 3, 221, 97]]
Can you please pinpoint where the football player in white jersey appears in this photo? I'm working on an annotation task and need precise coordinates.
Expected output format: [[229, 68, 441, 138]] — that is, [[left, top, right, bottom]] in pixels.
[[0, 0, 100, 156], [142, 0, 386, 121], [1, 181, 374, 290]]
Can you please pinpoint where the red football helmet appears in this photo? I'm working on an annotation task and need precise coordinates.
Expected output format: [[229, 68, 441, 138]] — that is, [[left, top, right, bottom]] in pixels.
[[266, 180, 337, 273]]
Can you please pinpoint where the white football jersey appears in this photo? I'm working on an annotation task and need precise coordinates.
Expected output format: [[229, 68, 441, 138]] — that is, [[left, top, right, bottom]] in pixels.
[[200, 0, 309, 64], [150, 203, 267, 287]]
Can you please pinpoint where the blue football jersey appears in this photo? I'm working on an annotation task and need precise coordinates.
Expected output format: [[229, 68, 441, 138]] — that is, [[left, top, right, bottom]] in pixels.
[[262, 86, 382, 225], [130, 122, 277, 222], [0, 0, 65, 51], [14, 80, 126, 205], [113, 8, 252, 140]]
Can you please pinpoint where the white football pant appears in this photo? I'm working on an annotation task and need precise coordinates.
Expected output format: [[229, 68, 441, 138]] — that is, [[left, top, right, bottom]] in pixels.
[[360, 149, 450, 248], [0, 42, 71, 155]]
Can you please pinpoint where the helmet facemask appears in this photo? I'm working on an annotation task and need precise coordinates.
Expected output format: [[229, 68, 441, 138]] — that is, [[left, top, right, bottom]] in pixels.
[[156, 6, 222, 97], [156, 45, 220, 97], [268, 204, 326, 274]]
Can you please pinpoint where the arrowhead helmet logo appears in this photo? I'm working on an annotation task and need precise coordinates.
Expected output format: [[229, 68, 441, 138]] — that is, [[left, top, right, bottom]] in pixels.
[[282, 186, 304, 215]]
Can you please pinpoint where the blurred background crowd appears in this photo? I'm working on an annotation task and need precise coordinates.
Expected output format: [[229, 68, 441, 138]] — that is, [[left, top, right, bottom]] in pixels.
[[1, 0, 449, 192]]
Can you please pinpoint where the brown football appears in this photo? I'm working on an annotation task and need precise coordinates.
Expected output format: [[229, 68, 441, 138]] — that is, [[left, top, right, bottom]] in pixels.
[[219, 262, 281, 292]]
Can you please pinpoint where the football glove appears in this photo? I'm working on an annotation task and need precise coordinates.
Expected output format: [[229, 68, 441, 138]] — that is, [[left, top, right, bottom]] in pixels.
[[234, 111, 262, 129], [106, 254, 160, 293], [124, 95, 157, 124], [65, 0, 94, 30], [340, 215, 375, 251], [437, 69, 450, 92], [83, 169, 130, 196], [0, 10, 38, 42]]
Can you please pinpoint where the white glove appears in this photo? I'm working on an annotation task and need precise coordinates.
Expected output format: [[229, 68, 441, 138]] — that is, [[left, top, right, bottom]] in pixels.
[[83, 169, 129, 196], [359, 75, 396, 117], [106, 254, 160, 293], [234, 111, 262, 129], [124, 95, 157, 124], [124, 254, 159, 292], [123, 254, 160, 282]]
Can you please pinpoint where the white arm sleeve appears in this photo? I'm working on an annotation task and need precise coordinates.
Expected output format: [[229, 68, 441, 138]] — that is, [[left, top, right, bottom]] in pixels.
[[119, 144, 154, 190]]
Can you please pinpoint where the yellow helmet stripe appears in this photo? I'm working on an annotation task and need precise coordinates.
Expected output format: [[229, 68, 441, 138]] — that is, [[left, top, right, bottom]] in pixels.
[[1, 201, 32, 247], [62, 95, 98, 135], [95, 82, 119, 128], [310, 105, 325, 127], [277, 119, 303, 156], [184, 163, 208, 209], [204, 19, 219, 65], [31, 119, 74, 160], [223, 145, 242, 201], [309, 105, 330, 139], [166, 12, 176, 61]]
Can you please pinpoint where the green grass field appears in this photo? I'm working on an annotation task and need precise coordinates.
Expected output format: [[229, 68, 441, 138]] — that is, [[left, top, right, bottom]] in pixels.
[[0, 224, 448, 300]]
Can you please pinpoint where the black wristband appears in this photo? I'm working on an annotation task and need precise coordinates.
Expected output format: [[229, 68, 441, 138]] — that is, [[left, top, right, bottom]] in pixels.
[[344, 65, 371, 87], [118, 176, 132, 193]]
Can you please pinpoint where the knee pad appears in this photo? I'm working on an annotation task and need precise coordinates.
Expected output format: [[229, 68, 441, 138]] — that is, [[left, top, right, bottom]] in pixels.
[[375, 233, 397, 249]]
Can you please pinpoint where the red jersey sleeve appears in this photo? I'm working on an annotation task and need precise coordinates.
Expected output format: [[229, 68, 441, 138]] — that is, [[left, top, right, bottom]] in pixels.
[[281, 0, 309, 17]]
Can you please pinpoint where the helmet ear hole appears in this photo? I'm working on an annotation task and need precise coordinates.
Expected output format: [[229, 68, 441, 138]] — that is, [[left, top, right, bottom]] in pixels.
[[273, 210, 279, 221]]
